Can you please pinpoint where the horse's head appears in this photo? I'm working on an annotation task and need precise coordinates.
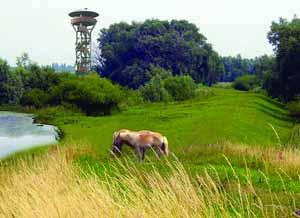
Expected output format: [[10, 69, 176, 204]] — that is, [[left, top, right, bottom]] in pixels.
[[160, 136, 169, 156], [111, 131, 122, 155]]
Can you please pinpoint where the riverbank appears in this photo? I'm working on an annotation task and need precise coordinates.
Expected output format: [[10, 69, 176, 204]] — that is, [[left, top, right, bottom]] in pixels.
[[0, 111, 59, 159]]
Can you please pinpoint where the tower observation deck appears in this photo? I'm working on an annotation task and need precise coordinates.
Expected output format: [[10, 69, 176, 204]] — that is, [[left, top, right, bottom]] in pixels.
[[69, 9, 99, 74]]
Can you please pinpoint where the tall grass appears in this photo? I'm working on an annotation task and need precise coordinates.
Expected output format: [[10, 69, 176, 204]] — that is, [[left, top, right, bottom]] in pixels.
[[221, 142, 300, 174], [0, 146, 299, 218], [288, 125, 300, 149]]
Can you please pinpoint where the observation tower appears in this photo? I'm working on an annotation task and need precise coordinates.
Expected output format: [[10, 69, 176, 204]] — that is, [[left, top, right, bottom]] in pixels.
[[69, 8, 99, 74]]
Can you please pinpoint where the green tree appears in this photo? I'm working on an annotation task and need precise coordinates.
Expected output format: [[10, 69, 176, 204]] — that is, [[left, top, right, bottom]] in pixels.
[[220, 55, 256, 82], [254, 55, 275, 79], [207, 51, 224, 85], [96, 19, 221, 88], [0, 59, 23, 104], [16, 52, 31, 68], [266, 17, 300, 101]]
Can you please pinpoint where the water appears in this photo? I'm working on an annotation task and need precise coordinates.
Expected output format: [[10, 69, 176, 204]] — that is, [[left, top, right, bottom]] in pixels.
[[0, 112, 59, 158]]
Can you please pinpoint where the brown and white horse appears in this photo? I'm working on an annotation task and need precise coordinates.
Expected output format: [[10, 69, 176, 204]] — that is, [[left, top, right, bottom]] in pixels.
[[111, 129, 169, 161]]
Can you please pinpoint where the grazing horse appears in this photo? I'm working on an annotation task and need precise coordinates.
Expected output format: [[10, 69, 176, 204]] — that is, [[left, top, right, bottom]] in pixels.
[[111, 129, 169, 161]]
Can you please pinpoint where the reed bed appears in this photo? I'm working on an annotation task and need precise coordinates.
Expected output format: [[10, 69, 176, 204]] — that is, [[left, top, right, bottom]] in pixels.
[[0, 146, 298, 218]]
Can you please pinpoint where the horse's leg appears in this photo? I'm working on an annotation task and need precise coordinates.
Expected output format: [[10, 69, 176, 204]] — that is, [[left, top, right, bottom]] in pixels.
[[151, 144, 162, 159], [135, 146, 143, 161], [141, 148, 146, 161], [117, 144, 123, 156], [155, 147, 162, 159]]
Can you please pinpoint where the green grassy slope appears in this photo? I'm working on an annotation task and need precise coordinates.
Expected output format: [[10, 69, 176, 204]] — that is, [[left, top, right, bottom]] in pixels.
[[52, 88, 292, 157], [40, 88, 300, 200]]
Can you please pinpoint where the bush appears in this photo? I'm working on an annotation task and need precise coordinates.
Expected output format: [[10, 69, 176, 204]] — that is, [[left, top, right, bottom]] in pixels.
[[233, 75, 260, 91], [20, 73, 123, 116], [0, 63, 61, 106], [250, 87, 267, 95], [287, 99, 300, 120], [48, 74, 123, 115], [194, 86, 215, 100], [164, 75, 196, 101], [0, 60, 124, 116], [21, 89, 49, 108], [139, 76, 171, 102], [146, 65, 172, 80], [120, 88, 143, 108], [139, 75, 197, 102], [34, 106, 83, 124]]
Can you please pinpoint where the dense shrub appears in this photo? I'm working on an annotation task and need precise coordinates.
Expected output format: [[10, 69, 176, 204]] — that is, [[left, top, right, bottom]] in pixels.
[[146, 65, 172, 80], [233, 75, 260, 91], [250, 87, 267, 95], [139, 75, 197, 102], [194, 86, 215, 100], [164, 76, 196, 101], [120, 88, 143, 107], [48, 74, 122, 115], [0, 59, 124, 115], [21, 89, 49, 108], [139, 76, 171, 102], [19, 73, 123, 116], [287, 99, 300, 120], [0, 62, 60, 106]]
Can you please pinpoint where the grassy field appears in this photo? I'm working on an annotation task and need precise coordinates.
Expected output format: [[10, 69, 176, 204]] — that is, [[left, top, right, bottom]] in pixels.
[[47, 88, 292, 152], [2, 87, 300, 217]]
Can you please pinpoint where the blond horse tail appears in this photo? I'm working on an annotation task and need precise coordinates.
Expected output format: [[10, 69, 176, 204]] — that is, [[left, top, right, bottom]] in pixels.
[[162, 136, 169, 156]]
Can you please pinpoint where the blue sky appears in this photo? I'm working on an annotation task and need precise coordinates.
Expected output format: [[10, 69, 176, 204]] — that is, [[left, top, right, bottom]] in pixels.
[[0, 0, 299, 66]]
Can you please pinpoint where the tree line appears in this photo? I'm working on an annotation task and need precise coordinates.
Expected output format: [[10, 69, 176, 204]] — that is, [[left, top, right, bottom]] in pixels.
[[94, 17, 300, 103], [0, 60, 123, 115], [0, 57, 198, 115], [0, 17, 299, 115]]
